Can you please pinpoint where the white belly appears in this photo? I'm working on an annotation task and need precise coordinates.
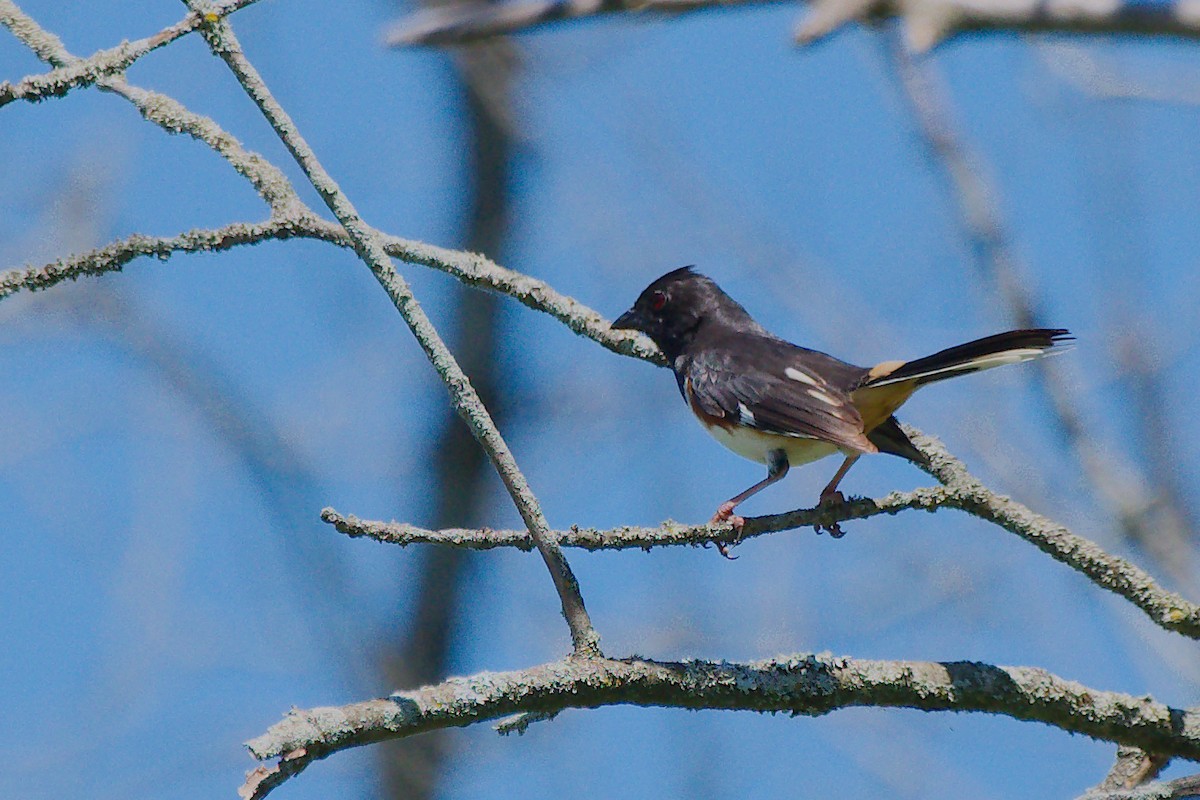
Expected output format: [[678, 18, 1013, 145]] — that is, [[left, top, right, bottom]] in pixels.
[[702, 420, 840, 467]]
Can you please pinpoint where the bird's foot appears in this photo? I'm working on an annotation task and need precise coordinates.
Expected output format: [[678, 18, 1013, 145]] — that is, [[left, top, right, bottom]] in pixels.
[[709, 502, 744, 559], [814, 490, 847, 538]]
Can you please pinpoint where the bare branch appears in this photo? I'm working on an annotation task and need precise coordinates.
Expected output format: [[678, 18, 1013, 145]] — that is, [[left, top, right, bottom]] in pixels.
[[910, 427, 1200, 639], [0, 2, 303, 215], [1038, 41, 1200, 106], [323, 427, 1200, 641], [1080, 773, 1200, 800], [184, 4, 600, 654], [241, 652, 1200, 799], [1090, 746, 1172, 795], [319, 490, 951, 551], [0, 221, 290, 298], [885, 31, 1200, 585], [101, 79, 306, 215], [0, 0, 259, 108], [800, 0, 1200, 51], [0, 0, 72, 65], [0, 5, 653, 364], [387, 0, 780, 45], [0, 215, 661, 365], [381, 0, 1200, 50]]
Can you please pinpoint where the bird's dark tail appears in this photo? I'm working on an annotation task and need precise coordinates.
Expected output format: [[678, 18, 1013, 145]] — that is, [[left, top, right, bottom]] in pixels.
[[865, 329, 1073, 388], [867, 416, 928, 465]]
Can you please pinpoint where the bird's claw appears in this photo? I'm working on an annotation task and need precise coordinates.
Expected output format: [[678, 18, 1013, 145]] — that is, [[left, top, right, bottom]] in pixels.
[[710, 504, 744, 559], [814, 490, 848, 538]]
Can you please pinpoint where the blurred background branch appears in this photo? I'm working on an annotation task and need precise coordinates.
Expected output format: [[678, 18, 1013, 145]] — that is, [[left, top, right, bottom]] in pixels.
[[375, 4, 519, 794], [883, 25, 1200, 591], [384, 0, 1200, 49]]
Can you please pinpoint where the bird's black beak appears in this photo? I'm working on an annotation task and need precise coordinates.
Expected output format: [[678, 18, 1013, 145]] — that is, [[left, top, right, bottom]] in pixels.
[[611, 308, 644, 331]]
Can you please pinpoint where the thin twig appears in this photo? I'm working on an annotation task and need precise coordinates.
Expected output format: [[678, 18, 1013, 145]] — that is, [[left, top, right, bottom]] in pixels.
[[319, 490, 950, 551], [183, 3, 600, 655], [0, 1, 302, 215], [324, 427, 1200, 640], [240, 651, 1200, 799], [0, 0, 259, 108], [0, 217, 661, 362]]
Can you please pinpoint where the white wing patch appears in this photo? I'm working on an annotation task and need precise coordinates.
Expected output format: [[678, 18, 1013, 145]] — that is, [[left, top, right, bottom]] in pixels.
[[784, 367, 819, 386], [736, 402, 756, 426], [806, 388, 841, 407]]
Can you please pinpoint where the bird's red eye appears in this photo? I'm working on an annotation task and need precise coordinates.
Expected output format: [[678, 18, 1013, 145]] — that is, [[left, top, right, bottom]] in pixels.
[[649, 290, 667, 311]]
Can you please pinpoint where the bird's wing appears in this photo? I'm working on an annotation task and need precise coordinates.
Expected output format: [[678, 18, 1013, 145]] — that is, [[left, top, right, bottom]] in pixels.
[[683, 346, 877, 454]]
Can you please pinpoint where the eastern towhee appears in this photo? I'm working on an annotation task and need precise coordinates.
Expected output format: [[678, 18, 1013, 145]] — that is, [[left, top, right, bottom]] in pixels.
[[613, 267, 1071, 552]]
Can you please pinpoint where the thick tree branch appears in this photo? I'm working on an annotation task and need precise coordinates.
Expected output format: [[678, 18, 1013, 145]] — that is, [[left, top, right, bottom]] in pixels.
[[383, 0, 1200, 50], [241, 651, 1200, 799], [184, 4, 600, 655]]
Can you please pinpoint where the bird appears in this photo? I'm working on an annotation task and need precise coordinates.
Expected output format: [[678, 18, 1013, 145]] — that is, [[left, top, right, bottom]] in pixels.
[[612, 266, 1071, 553]]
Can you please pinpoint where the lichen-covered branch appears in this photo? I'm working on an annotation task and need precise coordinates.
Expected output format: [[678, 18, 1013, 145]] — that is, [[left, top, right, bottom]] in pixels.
[[382, 0, 1200, 50], [0, 0, 259, 108], [1085, 746, 1171, 797], [0, 1, 301, 215], [319, 488, 950, 551], [908, 427, 1200, 639], [184, 3, 600, 654], [4, 184, 1193, 641], [322, 427, 1200, 641], [241, 651, 1200, 799], [0, 215, 661, 363], [1080, 772, 1200, 800]]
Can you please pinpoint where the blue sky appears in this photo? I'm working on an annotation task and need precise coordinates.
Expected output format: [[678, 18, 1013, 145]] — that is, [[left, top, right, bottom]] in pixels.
[[3, 1, 1200, 798]]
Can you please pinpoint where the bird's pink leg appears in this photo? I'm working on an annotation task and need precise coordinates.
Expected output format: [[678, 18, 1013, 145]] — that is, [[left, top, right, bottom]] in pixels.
[[815, 454, 860, 537], [710, 449, 789, 558]]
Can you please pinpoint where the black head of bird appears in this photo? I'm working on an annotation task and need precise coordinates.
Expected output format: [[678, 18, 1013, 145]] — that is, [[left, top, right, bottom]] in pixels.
[[611, 266, 767, 363]]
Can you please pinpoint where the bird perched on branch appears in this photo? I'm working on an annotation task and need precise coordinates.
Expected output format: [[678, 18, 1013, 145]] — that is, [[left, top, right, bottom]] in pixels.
[[613, 267, 1071, 554]]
